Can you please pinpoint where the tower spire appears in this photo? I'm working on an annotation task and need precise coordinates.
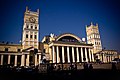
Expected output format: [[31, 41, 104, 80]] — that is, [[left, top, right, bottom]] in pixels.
[[26, 6, 28, 12]]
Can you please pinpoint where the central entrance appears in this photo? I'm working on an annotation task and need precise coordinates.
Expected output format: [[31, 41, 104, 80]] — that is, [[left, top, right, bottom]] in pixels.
[[29, 50, 35, 66]]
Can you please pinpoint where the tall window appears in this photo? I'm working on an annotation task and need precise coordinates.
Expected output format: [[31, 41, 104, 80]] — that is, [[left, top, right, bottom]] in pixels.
[[26, 34, 28, 38], [30, 35, 33, 38], [35, 35, 37, 39], [35, 27, 37, 29], [26, 24, 29, 28]]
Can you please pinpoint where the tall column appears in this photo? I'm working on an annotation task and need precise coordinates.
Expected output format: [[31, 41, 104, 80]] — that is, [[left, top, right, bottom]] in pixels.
[[67, 46, 70, 63], [88, 48, 91, 62], [52, 46, 55, 63], [76, 47, 79, 62], [72, 47, 75, 62], [49, 48, 52, 61], [111, 55, 113, 61], [62, 46, 65, 63], [1, 55, 3, 65], [26, 54, 29, 66], [38, 54, 41, 64], [81, 47, 83, 62], [14, 55, 17, 66], [106, 56, 109, 62], [111, 55, 112, 61], [56, 46, 60, 63], [35, 54, 37, 66], [97, 54, 100, 59], [85, 48, 88, 62], [103, 53, 107, 63], [21, 54, 25, 66], [91, 50, 94, 62], [112, 55, 114, 61], [108, 56, 110, 62], [8, 55, 11, 64], [102, 53, 105, 63], [104, 54, 107, 63]]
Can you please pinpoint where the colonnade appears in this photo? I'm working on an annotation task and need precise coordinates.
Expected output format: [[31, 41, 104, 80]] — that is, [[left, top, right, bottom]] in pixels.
[[51, 46, 94, 63], [0, 53, 41, 66], [97, 53, 118, 63]]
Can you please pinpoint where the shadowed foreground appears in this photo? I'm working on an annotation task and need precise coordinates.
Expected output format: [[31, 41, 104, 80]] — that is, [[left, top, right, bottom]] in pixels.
[[0, 69, 120, 80]]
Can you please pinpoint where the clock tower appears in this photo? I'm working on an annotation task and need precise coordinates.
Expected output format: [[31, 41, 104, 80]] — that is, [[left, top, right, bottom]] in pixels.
[[86, 22, 102, 53], [22, 7, 39, 49]]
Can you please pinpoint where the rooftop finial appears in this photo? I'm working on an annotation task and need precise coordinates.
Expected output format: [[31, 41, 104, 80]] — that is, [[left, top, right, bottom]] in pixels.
[[91, 22, 93, 26], [26, 6, 28, 12], [37, 9, 39, 13], [96, 23, 98, 26]]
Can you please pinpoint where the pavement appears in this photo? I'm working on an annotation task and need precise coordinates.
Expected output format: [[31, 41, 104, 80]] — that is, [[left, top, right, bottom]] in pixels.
[[0, 69, 120, 80]]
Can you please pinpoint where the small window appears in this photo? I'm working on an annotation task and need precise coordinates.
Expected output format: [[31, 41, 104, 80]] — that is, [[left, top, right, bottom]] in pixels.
[[35, 26, 37, 29], [5, 48, 8, 52], [18, 49, 21, 52], [30, 35, 33, 38], [26, 34, 28, 38], [34, 35, 37, 39]]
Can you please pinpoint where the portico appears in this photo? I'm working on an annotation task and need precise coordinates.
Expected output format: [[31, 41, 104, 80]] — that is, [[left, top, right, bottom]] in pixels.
[[47, 33, 94, 64], [49, 42, 94, 63]]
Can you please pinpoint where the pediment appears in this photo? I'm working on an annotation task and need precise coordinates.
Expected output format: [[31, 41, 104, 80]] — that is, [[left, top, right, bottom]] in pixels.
[[22, 46, 35, 52]]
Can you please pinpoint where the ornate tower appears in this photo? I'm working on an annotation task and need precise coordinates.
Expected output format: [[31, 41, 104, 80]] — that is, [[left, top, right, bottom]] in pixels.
[[86, 22, 102, 53], [22, 7, 39, 49]]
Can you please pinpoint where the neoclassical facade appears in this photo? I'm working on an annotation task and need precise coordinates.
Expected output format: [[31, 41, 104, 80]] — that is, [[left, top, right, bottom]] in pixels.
[[0, 7, 119, 67], [0, 43, 41, 66], [0, 7, 41, 67], [95, 50, 119, 63], [42, 33, 94, 63]]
